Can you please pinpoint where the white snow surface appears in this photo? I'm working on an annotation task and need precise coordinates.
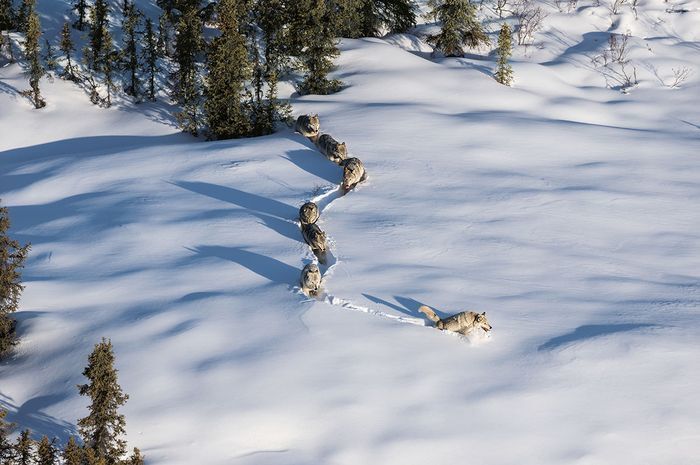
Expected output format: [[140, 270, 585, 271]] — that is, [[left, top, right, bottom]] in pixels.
[[2, 0, 700, 464]]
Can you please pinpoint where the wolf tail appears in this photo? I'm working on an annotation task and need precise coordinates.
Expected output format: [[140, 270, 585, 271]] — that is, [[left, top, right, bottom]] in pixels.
[[419, 305, 440, 324]]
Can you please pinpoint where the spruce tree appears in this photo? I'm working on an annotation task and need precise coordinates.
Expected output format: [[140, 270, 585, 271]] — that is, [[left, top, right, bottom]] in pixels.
[[427, 0, 489, 57], [494, 22, 513, 85], [77, 338, 129, 465], [14, 429, 35, 465], [16, 0, 31, 32], [345, 0, 417, 37], [89, 0, 109, 71], [174, 4, 202, 135], [63, 437, 83, 465], [121, 4, 140, 98], [142, 18, 158, 101], [1, 208, 30, 357], [24, 8, 46, 108], [44, 38, 57, 71], [73, 0, 88, 31], [297, 0, 340, 95], [0, 409, 13, 464], [156, 13, 169, 57], [203, 0, 251, 139], [102, 30, 118, 107], [0, 0, 14, 31], [127, 447, 144, 465], [36, 436, 57, 465], [60, 22, 78, 81]]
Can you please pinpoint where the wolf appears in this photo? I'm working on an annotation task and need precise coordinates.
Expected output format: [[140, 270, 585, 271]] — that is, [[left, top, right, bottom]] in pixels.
[[299, 201, 319, 226], [419, 305, 492, 335], [294, 114, 320, 138], [340, 157, 366, 192], [300, 263, 322, 296], [316, 134, 347, 164], [301, 223, 328, 263]]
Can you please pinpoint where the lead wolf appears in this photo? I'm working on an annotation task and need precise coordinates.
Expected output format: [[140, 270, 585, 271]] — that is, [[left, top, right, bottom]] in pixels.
[[316, 134, 347, 164], [340, 157, 366, 193], [295, 114, 320, 139], [419, 305, 492, 335]]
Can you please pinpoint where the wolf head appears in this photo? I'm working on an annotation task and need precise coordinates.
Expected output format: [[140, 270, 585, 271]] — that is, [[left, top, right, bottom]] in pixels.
[[309, 114, 320, 132], [476, 312, 492, 332], [337, 142, 347, 156]]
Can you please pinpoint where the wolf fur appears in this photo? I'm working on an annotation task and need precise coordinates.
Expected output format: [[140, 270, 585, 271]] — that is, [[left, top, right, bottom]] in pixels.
[[316, 134, 347, 164], [301, 223, 328, 263], [299, 201, 320, 226], [294, 114, 320, 138], [419, 305, 492, 335], [341, 157, 366, 192], [300, 263, 322, 296]]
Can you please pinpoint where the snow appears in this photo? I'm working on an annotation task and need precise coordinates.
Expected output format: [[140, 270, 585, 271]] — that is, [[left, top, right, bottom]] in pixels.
[[1, 0, 700, 464]]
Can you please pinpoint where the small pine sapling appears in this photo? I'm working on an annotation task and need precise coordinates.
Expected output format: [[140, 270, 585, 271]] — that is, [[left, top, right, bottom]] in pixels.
[[494, 22, 513, 85]]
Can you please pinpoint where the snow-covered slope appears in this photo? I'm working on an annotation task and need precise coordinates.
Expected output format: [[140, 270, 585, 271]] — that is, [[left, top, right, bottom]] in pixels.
[[1, 1, 699, 464]]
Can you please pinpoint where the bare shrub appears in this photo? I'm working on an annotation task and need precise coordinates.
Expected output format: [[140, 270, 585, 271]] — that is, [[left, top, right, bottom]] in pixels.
[[668, 66, 692, 88], [592, 33, 638, 91], [514, 0, 547, 45]]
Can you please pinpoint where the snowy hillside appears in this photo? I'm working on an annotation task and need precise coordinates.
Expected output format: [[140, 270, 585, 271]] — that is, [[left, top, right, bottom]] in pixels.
[[1, 0, 699, 464]]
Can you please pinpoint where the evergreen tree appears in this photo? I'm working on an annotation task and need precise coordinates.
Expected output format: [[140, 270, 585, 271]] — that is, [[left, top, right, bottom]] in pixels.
[[73, 0, 88, 31], [23, 6, 46, 108], [427, 0, 489, 57], [203, 0, 251, 139], [44, 38, 57, 71], [1, 204, 30, 355], [344, 0, 417, 37], [16, 0, 32, 32], [102, 30, 118, 107], [0, 0, 14, 31], [60, 22, 78, 81], [89, 0, 109, 71], [127, 447, 144, 465], [77, 338, 129, 465], [173, 4, 202, 135], [0, 409, 13, 464], [494, 22, 513, 85], [156, 12, 169, 57], [142, 18, 158, 101], [121, 4, 141, 98], [14, 429, 35, 465], [36, 436, 57, 465], [63, 437, 83, 465], [83, 446, 107, 465], [297, 0, 341, 95]]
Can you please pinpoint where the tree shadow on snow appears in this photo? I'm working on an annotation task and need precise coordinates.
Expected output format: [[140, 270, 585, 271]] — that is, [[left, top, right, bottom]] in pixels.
[[538, 323, 658, 351], [186, 245, 298, 288], [0, 394, 77, 443]]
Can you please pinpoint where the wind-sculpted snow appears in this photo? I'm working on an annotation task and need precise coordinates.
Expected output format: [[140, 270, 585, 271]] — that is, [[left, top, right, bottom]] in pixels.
[[1, 7, 700, 465]]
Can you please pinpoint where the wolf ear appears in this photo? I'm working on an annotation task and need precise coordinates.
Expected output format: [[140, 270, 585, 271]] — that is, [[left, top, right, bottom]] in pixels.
[[481, 312, 486, 316]]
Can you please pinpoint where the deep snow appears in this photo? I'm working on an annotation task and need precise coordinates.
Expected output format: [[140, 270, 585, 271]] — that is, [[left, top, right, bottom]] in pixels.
[[1, 0, 700, 464]]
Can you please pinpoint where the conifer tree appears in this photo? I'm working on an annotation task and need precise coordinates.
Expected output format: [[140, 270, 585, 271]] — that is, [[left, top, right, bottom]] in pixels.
[[83, 446, 107, 465], [36, 436, 57, 465], [156, 13, 169, 57], [102, 30, 118, 107], [203, 0, 251, 139], [44, 38, 57, 71], [89, 0, 109, 71], [427, 0, 489, 57], [14, 429, 35, 465], [344, 0, 417, 37], [63, 437, 83, 465], [0, 204, 30, 356], [73, 0, 88, 31], [121, 4, 141, 98], [494, 22, 513, 85], [60, 22, 78, 81], [17, 0, 31, 32], [0, 0, 14, 31], [127, 447, 145, 465], [297, 0, 340, 95], [142, 18, 158, 101], [77, 338, 129, 465], [174, 4, 203, 135], [0, 409, 13, 464]]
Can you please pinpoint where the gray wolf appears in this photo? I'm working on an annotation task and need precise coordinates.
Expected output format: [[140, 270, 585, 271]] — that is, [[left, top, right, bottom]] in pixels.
[[301, 223, 328, 263], [419, 305, 492, 335], [316, 134, 347, 164], [340, 157, 366, 192], [299, 201, 319, 226], [300, 263, 322, 296], [294, 114, 320, 138]]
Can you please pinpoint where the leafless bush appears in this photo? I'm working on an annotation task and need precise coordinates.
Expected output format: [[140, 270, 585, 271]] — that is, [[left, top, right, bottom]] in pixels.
[[592, 33, 638, 91], [608, 0, 627, 14], [494, 0, 509, 17], [515, 0, 548, 45], [668, 66, 692, 88]]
